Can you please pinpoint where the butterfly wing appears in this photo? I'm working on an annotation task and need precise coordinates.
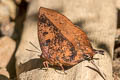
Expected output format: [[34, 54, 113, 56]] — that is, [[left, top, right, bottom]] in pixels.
[[38, 7, 94, 66]]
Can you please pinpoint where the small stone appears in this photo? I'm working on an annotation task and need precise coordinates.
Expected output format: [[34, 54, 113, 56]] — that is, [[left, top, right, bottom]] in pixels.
[[0, 22, 15, 37], [0, 68, 9, 80], [1, 0, 16, 19], [0, 3, 10, 23], [0, 36, 16, 68]]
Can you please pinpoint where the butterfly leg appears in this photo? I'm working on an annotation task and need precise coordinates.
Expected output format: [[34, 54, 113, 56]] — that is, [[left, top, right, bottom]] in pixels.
[[90, 60, 106, 80], [59, 63, 67, 74], [43, 61, 49, 70]]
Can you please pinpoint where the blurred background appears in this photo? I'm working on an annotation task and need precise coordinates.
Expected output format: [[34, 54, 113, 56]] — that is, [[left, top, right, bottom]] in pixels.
[[0, 0, 120, 80]]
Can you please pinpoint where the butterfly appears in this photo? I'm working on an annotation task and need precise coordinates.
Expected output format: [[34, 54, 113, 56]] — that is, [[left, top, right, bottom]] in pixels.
[[26, 7, 105, 79], [37, 7, 104, 69]]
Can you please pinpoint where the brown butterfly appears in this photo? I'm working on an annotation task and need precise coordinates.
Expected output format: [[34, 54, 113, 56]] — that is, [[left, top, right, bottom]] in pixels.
[[26, 7, 105, 79], [38, 7, 104, 69], [28, 7, 107, 79]]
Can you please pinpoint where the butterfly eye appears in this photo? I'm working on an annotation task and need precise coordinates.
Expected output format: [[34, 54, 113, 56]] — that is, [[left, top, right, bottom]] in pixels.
[[83, 54, 91, 61]]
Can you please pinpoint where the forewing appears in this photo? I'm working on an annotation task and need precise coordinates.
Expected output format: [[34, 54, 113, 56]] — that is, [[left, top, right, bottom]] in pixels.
[[38, 7, 94, 66]]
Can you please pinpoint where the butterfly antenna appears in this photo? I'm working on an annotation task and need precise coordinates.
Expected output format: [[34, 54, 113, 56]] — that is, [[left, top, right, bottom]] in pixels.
[[90, 60, 106, 80], [26, 49, 40, 53], [29, 41, 41, 51]]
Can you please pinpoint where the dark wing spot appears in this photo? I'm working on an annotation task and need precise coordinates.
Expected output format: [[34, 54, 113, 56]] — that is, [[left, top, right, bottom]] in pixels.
[[62, 57, 70, 62], [46, 39, 51, 43], [53, 27, 58, 32], [56, 56, 59, 61], [69, 54, 76, 61], [69, 47, 77, 61], [41, 39, 51, 46], [41, 42, 48, 46], [40, 15, 46, 23], [70, 47, 74, 51], [43, 32, 48, 36], [47, 21, 52, 26]]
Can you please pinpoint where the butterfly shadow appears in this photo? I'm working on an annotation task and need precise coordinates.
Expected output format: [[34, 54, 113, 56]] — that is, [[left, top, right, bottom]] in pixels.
[[0, 74, 9, 80], [18, 57, 76, 75], [18, 58, 44, 75]]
